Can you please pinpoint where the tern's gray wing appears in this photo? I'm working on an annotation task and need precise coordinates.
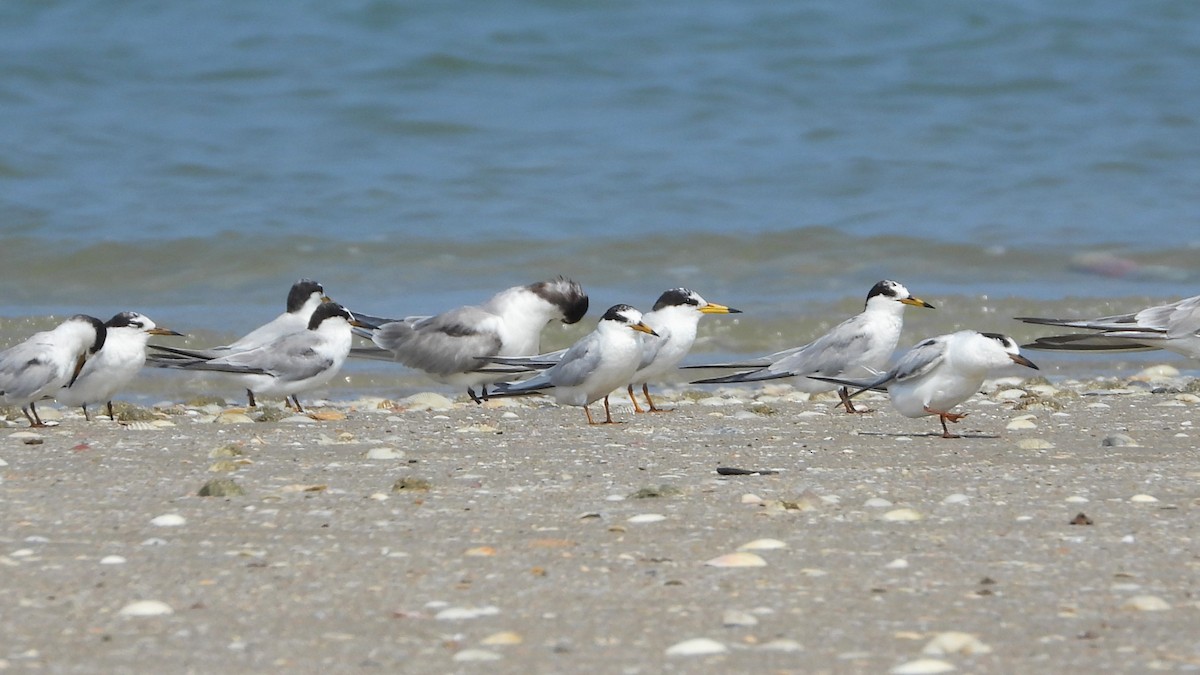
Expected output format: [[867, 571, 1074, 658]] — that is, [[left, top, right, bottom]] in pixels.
[[548, 334, 604, 389], [692, 319, 874, 385], [190, 335, 323, 380], [0, 342, 62, 399], [1017, 296, 1200, 335], [369, 307, 504, 376], [1021, 334, 1160, 353], [884, 337, 948, 386], [482, 348, 568, 370]]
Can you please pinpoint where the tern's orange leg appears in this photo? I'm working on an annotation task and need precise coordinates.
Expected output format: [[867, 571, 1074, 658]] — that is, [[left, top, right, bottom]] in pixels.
[[626, 385, 645, 413], [925, 406, 967, 438]]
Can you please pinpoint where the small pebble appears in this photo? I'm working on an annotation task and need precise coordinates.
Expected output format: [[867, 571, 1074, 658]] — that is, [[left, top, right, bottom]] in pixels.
[[118, 600, 174, 617], [891, 658, 956, 675], [1065, 496, 1089, 503], [1006, 417, 1037, 430], [453, 649, 502, 662], [627, 514, 666, 524], [665, 638, 728, 656], [1130, 494, 1159, 503], [364, 447, 404, 460], [864, 497, 894, 508], [705, 552, 767, 568], [1017, 438, 1055, 450], [1122, 595, 1171, 612], [881, 508, 923, 522], [435, 606, 501, 621], [941, 494, 970, 505], [885, 558, 909, 570], [721, 610, 758, 627], [737, 538, 786, 551], [758, 639, 804, 652], [922, 631, 992, 656], [480, 631, 523, 646], [1102, 434, 1139, 447], [99, 555, 126, 565], [150, 514, 186, 527]]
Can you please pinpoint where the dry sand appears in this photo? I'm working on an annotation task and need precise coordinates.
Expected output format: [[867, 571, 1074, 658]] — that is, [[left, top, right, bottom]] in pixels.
[[2, 372, 1200, 674]]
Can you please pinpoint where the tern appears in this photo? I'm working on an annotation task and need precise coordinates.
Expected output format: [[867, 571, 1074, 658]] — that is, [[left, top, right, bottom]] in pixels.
[[812, 331, 1039, 438], [687, 280, 933, 412], [0, 315, 107, 427], [350, 277, 588, 403], [57, 312, 183, 421], [490, 304, 658, 424]]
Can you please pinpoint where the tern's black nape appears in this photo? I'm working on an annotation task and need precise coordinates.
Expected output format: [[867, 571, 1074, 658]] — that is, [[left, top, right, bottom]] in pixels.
[[529, 277, 588, 324], [287, 279, 327, 313]]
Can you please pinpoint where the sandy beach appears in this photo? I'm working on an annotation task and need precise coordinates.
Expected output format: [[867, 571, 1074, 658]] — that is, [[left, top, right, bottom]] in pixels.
[[2, 370, 1199, 674]]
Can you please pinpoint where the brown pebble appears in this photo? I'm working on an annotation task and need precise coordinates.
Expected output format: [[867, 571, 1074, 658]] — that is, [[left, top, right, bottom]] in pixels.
[[1070, 512, 1094, 525]]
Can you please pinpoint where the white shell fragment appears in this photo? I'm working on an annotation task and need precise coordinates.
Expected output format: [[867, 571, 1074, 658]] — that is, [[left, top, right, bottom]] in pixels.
[[921, 631, 993, 656], [737, 538, 787, 551], [627, 513, 667, 524], [118, 600, 174, 617], [150, 514, 186, 527], [881, 508, 923, 522], [891, 658, 957, 674], [705, 552, 767, 568], [665, 638, 728, 656], [1122, 595, 1171, 611]]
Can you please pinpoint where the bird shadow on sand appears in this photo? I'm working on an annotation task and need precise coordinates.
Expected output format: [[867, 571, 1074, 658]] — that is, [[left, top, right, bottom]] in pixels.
[[854, 431, 1001, 440]]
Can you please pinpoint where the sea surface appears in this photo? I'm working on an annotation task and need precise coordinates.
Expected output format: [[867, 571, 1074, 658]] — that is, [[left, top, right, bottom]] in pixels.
[[2, 0, 1198, 399]]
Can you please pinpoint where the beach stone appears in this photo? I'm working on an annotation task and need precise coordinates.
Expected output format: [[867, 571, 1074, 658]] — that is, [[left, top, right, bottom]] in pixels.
[[118, 600, 174, 617], [759, 639, 804, 652], [150, 514, 186, 527], [453, 649, 502, 662], [1006, 416, 1037, 430], [208, 443, 245, 458], [1132, 364, 1179, 381], [400, 392, 455, 411], [705, 552, 767, 568], [100, 556, 126, 565], [1123, 595, 1170, 611], [436, 606, 500, 620], [1017, 438, 1055, 450], [885, 558, 909, 569], [941, 494, 970, 505], [627, 513, 666, 524], [480, 631, 523, 646], [1130, 494, 1159, 503], [198, 478, 244, 497], [364, 447, 404, 460], [1102, 434, 1139, 447], [922, 631, 993, 656], [881, 508, 923, 522], [215, 411, 256, 425], [722, 609, 758, 627], [738, 538, 787, 551], [864, 497, 894, 508], [665, 638, 728, 656], [891, 658, 956, 674], [392, 477, 431, 492]]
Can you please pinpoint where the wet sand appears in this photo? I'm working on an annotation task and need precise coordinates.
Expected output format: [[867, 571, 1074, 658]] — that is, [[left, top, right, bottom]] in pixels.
[[2, 373, 1199, 674]]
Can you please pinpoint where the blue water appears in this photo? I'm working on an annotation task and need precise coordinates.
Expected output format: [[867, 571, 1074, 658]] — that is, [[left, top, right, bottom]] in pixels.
[[1, 0, 1198, 386]]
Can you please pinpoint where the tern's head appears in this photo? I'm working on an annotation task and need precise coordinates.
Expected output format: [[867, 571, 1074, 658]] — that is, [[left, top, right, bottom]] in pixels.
[[307, 302, 367, 330], [66, 314, 108, 354], [105, 312, 183, 337], [652, 288, 742, 315], [979, 332, 1039, 370], [527, 277, 589, 324], [865, 280, 934, 311], [287, 279, 331, 313], [600, 304, 659, 337]]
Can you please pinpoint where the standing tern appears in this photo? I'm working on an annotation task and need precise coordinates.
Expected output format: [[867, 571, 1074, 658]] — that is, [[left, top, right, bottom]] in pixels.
[[490, 304, 658, 424], [157, 303, 364, 413], [0, 315, 107, 427], [812, 331, 1039, 438], [56, 312, 183, 421], [490, 288, 741, 412], [1017, 294, 1200, 359], [350, 277, 589, 403], [148, 278, 331, 406], [687, 280, 933, 412]]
